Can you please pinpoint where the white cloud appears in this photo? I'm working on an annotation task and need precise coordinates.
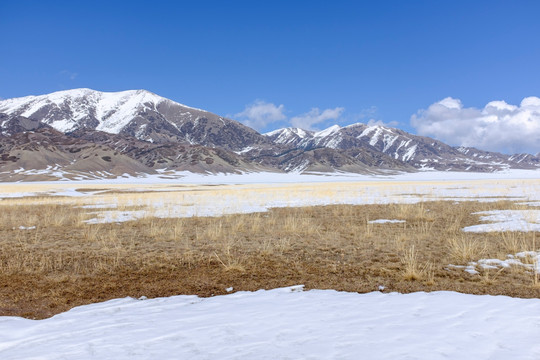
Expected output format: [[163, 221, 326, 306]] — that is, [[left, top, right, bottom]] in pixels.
[[290, 107, 344, 130], [352, 106, 378, 120], [366, 118, 399, 127], [234, 100, 286, 131], [411, 97, 540, 154], [59, 70, 78, 80], [235, 101, 347, 132]]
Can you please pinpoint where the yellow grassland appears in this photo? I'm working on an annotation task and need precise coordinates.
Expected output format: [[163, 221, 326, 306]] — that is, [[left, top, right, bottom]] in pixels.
[[0, 179, 539, 319]]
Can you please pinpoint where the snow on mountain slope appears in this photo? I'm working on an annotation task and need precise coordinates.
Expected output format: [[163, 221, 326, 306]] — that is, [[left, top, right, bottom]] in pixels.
[[0, 89, 184, 133], [263, 122, 540, 171], [265, 123, 421, 159], [313, 124, 341, 138], [264, 127, 310, 139], [348, 124, 432, 162], [263, 125, 345, 149], [263, 127, 313, 146], [0, 89, 267, 151]]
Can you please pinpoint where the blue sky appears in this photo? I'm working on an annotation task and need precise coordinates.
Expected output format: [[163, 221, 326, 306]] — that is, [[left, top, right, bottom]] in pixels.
[[1, 1, 540, 153]]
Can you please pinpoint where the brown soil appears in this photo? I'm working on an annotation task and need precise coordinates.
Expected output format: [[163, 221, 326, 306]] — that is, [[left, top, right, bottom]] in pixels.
[[0, 200, 539, 319]]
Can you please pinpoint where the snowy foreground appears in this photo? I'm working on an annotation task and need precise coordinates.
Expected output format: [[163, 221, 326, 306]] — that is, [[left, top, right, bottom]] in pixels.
[[0, 286, 539, 360]]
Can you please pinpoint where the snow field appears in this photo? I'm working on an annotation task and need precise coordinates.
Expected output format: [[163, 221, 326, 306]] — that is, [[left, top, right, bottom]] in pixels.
[[463, 210, 540, 232], [1, 172, 540, 227], [1, 286, 539, 360]]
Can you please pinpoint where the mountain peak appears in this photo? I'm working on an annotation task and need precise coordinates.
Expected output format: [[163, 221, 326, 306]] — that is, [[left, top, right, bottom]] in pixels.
[[313, 124, 341, 138], [264, 127, 311, 137], [0, 88, 201, 134]]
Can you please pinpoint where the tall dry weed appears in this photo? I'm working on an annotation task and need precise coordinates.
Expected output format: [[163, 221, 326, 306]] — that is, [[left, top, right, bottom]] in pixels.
[[400, 245, 422, 281], [447, 237, 486, 263]]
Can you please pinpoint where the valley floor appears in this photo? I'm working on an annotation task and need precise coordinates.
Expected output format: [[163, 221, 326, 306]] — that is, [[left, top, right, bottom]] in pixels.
[[0, 169, 539, 359]]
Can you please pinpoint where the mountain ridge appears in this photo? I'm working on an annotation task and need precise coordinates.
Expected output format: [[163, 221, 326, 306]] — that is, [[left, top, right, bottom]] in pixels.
[[1, 88, 539, 181]]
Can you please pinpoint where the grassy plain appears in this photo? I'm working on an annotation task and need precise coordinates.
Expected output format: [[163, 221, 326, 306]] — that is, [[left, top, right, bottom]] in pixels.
[[0, 180, 539, 319]]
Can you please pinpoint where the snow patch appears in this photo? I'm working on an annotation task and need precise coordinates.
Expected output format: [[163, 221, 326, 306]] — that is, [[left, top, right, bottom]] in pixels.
[[17, 225, 36, 230], [368, 219, 405, 224], [382, 134, 398, 152], [463, 210, 540, 232], [450, 251, 540, 276], [402, 144, 417, 161]]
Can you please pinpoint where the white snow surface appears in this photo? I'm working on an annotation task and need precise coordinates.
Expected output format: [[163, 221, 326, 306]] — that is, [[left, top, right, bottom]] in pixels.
[[4, 168, 540, 186], [2, 169, 540, 225], [80, 171, 540, 224], [368, 219, 405, 224], [17, 225, 36, 230], [463, 210, 540, 232], [448, 250, 540, 276], [475, 252, 540, 272], [1, 286, 539, 360]]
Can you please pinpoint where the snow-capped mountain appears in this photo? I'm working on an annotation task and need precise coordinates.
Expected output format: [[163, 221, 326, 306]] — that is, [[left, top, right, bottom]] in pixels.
[[261, 123, 540, 172], [264, 127, 313, 146], [0, 88, 267, 151], [1, 88, 539, 181], [0, 88, 167, 133]]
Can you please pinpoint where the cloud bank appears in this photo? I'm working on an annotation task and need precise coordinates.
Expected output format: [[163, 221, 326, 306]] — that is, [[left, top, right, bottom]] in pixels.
[[234, 100, 286, 131], [290, 107, 344, 130], [235, 100, 346, 132], [59, 70, 78, 80], [411, 97, 540, 155]]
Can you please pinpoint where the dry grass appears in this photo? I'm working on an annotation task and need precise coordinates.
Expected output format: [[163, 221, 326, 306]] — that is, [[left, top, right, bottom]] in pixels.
[[0, 198, 539, 319], [400, 245, 422, 281], [447, 237, 487, 263]]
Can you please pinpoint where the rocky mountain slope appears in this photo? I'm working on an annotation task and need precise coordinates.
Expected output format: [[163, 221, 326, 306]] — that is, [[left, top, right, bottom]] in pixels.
[[0, 88, 269, 151], [0, 114, 264, 181], [1, 88, 539, 180], [262, 124, 540, 172]]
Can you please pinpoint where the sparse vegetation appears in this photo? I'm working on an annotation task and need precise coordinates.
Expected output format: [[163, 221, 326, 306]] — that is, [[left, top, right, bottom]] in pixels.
[[0, 194, 539, 319]]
